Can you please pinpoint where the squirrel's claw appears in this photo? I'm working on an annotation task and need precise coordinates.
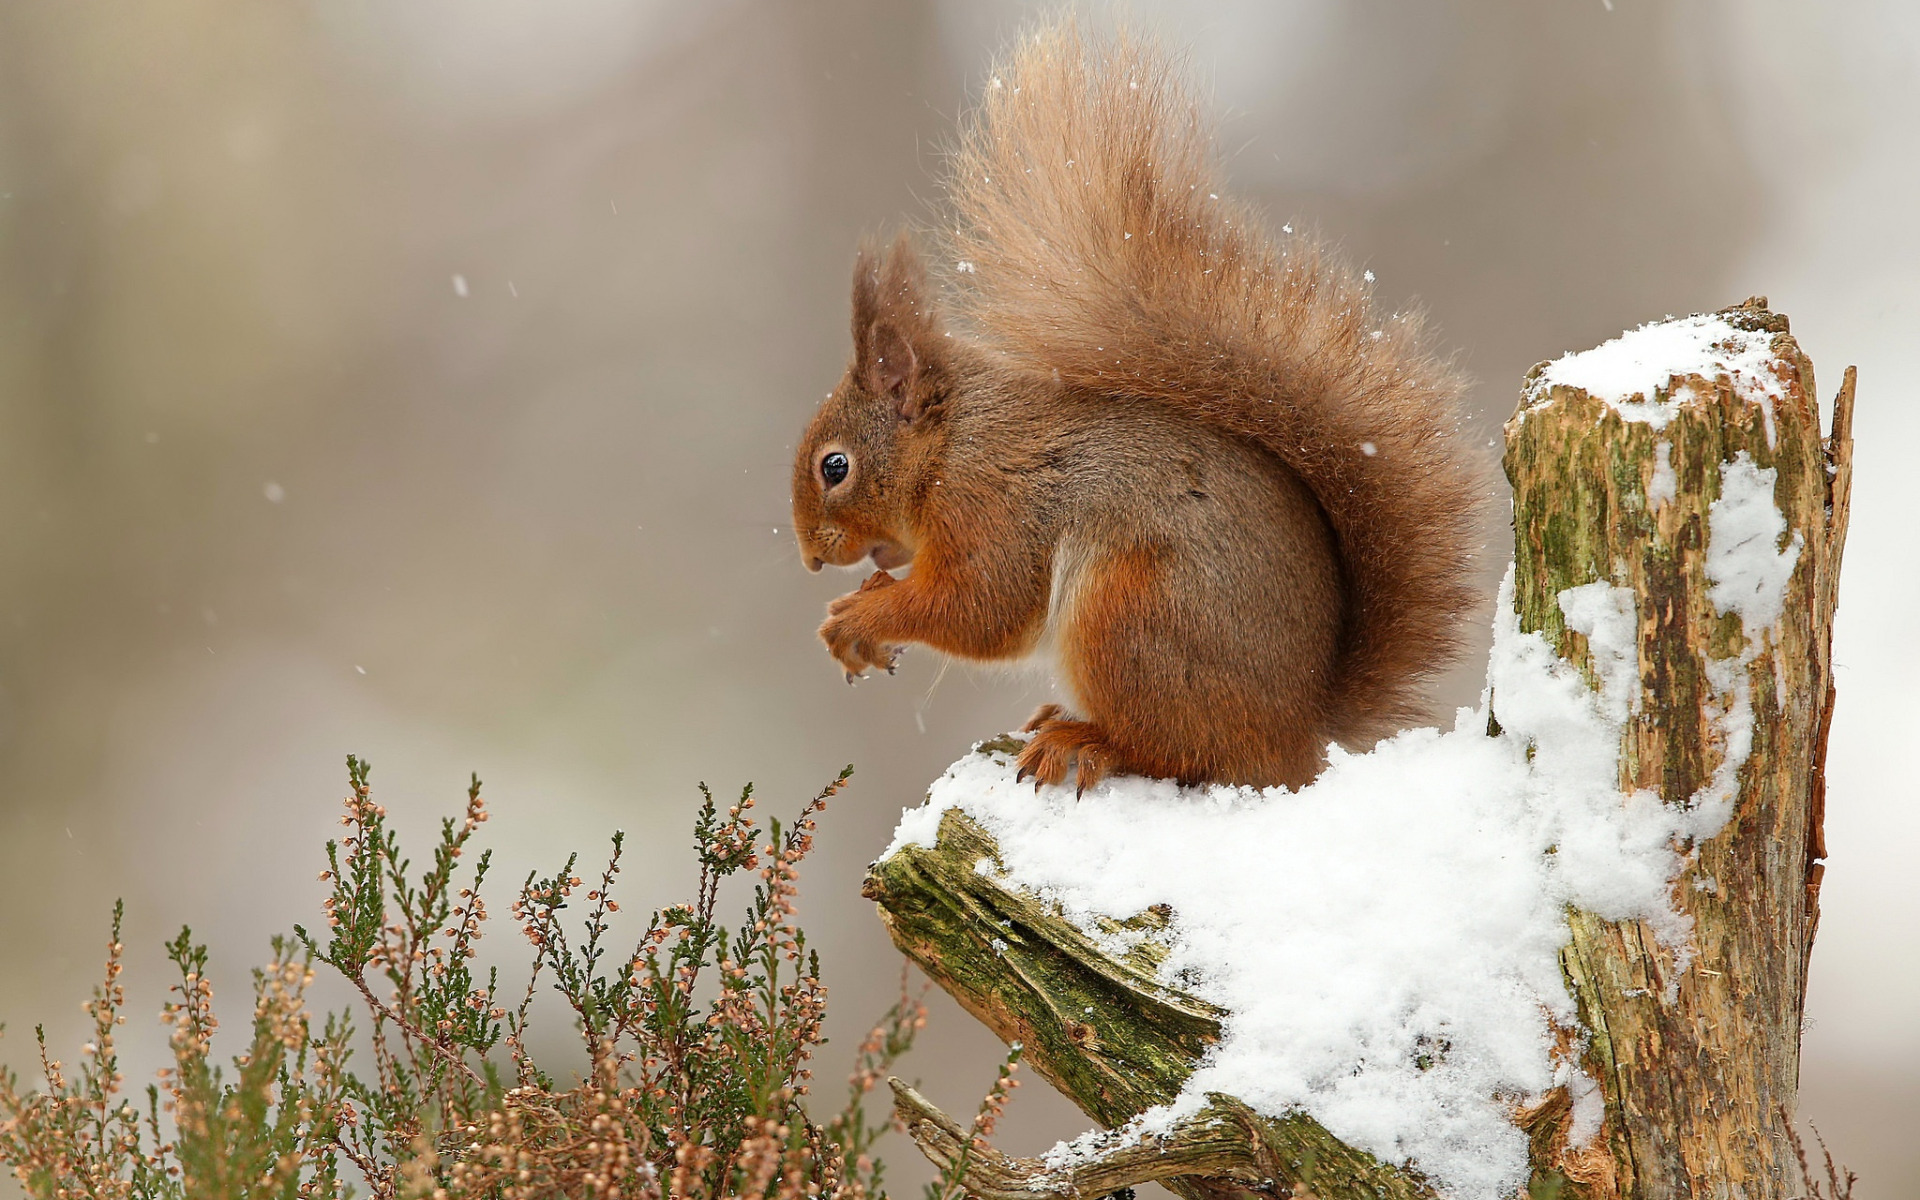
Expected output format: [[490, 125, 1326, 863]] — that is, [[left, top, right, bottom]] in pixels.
[[1013, 731, 1070, 791], [1073, 746, 1113, 798], [828, 639, 894, 679]]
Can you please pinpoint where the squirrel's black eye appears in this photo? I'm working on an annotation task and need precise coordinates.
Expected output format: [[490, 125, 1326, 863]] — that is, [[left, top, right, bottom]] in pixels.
[[821, 451, 850, 487]]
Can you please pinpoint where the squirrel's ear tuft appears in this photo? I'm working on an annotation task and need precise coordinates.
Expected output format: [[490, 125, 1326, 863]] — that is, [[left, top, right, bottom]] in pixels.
[[869, 319, 921, 417], [850, 245, 883, 353], [857, 235, 943, 422]]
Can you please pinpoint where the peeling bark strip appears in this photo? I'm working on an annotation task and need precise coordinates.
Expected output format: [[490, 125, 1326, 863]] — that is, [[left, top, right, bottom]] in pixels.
[[863, 299, 1852, 1200], [1506, 299, 1853, 1200]]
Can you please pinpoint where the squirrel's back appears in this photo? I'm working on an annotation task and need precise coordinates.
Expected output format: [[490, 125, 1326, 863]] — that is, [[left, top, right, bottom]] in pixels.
[[943, 21, 1486, 747]]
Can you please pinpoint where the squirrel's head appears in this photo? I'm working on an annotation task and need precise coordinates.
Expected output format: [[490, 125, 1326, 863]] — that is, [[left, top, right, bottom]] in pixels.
[[792, 236, 952, 573]]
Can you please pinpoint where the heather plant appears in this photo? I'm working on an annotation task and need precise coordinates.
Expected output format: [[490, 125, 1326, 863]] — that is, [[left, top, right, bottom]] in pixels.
[[0, 757, 996, 1200]]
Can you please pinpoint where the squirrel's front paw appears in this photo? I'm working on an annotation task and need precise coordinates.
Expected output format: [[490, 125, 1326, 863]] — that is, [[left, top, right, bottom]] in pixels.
[[820, 585, 901, 681], [825, 569, 897, 618]]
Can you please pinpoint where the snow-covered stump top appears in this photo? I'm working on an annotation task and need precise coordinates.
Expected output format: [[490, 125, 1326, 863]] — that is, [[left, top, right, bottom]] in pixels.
[[866, 301, 1852, 1200]]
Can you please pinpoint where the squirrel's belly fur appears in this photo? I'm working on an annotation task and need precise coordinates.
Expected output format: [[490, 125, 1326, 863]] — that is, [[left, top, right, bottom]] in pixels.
[[789, 19, 1486, 792], [1008, 393, 1346, 788]]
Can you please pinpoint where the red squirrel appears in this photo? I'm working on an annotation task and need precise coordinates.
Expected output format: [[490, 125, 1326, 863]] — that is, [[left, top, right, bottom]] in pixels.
[[790, 23, 1485, 793]]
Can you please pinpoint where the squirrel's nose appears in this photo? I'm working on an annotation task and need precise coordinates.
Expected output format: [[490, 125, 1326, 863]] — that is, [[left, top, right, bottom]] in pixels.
[[805, 556, 823, 573]]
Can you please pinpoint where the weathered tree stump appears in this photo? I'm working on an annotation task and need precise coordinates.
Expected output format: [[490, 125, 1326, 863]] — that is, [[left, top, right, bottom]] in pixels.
[[862, 300, 1853, 1200], [1505, 298, 1852, 1199]]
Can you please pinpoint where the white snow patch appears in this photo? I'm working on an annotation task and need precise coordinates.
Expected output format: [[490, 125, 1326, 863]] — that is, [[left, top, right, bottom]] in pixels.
[[1558, 581, 1639, 720], [884, 567, 1724, 1200], [1674, 451, 1800, 866], [1706, 452, 1804, 638], [1591, 447, 1794, 987], [1647, 441, 1677, 509], [889, 793, 950, 853], [1528, 313, 1787, 443], [1683, 654, 1753, 845], [1563, 1066, 1604, 1147]]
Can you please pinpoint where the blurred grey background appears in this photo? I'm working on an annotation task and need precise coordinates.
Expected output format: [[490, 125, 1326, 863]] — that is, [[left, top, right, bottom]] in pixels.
[[1, 0, 1913, 1193]]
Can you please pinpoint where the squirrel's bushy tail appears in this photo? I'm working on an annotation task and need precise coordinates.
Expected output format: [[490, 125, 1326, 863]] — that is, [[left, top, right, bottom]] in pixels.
[[944, 21, 1486, 746]]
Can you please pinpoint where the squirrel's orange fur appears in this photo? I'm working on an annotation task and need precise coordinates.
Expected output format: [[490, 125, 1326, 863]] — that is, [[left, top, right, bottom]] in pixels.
[[791, 23, 1485, 792]]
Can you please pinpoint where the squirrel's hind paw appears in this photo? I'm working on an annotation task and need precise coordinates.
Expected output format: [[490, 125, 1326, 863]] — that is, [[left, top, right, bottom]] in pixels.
[[1015, 716, 1117, 797]]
